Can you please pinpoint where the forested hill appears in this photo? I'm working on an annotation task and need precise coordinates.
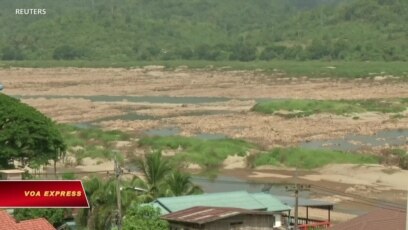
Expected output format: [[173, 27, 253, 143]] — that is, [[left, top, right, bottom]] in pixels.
[[1, 0, 407, 61]]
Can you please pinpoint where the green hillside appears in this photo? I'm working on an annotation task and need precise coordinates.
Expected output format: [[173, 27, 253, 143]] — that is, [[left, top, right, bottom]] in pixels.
[[1, 0, 407, 61]]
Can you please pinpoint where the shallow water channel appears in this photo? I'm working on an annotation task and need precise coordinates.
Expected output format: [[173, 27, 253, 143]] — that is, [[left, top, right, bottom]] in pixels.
[[299, 129, 408, 152]]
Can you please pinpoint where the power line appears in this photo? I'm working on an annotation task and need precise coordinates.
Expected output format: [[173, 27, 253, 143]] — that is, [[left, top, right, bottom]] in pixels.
[[311, 185, 405, 211], [191, 176, 405, 210], [31, 169, 406, 211]]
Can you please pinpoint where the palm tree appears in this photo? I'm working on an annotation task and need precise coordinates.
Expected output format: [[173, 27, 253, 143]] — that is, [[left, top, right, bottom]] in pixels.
[[78, 176, 139, 230], [165, 171, 203, 196], [76, 176, 116, 230], [134, 150, 172, 199]]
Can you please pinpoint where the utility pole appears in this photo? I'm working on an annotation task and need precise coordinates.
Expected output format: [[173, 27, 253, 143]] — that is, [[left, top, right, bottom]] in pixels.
[[54, 148, 59, 179], [114, 154, 122, 230], [286, 168, 310, 230], [406, 188, 408, 230]]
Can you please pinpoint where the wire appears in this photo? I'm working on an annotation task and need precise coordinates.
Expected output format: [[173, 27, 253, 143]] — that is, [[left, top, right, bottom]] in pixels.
[[31, 169, 406, 211], [192, 176, 406, 211], [311, 185, 406, 211]]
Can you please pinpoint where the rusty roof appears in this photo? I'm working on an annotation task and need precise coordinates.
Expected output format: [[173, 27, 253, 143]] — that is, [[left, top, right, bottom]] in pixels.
[[0, 210, 55, 230], [330, 208, 406, 230], [161, 206, 275, 225]]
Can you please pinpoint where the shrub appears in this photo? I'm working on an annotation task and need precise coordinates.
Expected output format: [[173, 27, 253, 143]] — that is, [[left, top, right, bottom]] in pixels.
[[53, 45, 84, 60], [1, 46, 24, 60]]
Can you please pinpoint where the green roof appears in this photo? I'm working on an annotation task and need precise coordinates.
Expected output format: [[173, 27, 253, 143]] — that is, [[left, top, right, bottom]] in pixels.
[[251, 193, 292, 212], [149, 191, 291, 214]]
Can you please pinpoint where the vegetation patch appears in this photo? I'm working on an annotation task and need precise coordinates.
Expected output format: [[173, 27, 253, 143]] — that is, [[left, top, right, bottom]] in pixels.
[[253, 148, 379, 169], [58, 125, 131, 162], [1, 0, 408, 63], [380, 148, 408, 170], [1, 60, 407, 79], [139, 136, 253, 169], [252, 98, 408, 117]]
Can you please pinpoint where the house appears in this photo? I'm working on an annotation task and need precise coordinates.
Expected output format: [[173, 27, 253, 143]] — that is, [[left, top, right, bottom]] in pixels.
[[149, 191, 291, 228], [329, 208, 406, 230], [0, 210, 55, 230], [162, 206, 281, 230], [0, 169, 25, 180]]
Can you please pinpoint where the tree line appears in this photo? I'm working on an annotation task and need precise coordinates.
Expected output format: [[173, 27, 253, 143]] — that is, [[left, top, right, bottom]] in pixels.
[[1, 0, 407, 61]]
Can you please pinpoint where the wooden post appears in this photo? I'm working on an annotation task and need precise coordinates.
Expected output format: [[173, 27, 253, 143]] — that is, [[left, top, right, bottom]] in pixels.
[[286, 168, 310, 230], [328, 209, 331, 223], [405, 189, 407, 230], [115, 154, 122, 230], [54, 148, 59, 179], [306, 207, 309, 224]]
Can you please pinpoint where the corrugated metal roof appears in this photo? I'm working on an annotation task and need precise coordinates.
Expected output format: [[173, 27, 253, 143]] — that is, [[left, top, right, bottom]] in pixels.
[[0, 210, 55, 230], [329, 208, 406, 230], [276, 195, 334, 210], [156, 191, 267, 212], [251, 193, 291, 212], [162, 206, 276, 225]]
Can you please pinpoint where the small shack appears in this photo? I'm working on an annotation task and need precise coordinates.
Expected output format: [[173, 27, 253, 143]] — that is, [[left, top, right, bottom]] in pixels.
[[148, 191, 291, 228], [0, 169, 25, 180], [162, 206, 280, 230]]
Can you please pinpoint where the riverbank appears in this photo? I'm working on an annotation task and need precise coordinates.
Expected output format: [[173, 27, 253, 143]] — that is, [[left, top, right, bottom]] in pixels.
[[2, 67, 407, 219], [2, 68, 408, 148], [1, 61, 408, 79]]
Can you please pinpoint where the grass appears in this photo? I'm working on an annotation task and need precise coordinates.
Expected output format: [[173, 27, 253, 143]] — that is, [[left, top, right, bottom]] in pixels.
[[252, 98, 408, 117], [254, 148, 379, 169], [139, 136, 254, 168], [58, 124, 131, 160], [0, 60, 407, 79]]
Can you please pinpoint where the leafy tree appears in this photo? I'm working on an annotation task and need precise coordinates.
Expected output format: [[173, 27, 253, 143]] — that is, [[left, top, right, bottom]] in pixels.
[[13, 208, 68, 227], [195, 44, 221, 60], [230, 43, 257, 62], [122, 203, 168, 230], [77, 177, 117, 230], [77, 176, 145, 230], [0, 94, 66, 169], [1, 0, 407, 61], [1, 46, 24, 60], [53, 45, 84, 60]]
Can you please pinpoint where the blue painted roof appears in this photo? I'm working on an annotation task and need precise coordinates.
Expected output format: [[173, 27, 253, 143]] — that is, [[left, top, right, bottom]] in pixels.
[[251, 193, 291, 212], [147, 191, 291, 214]]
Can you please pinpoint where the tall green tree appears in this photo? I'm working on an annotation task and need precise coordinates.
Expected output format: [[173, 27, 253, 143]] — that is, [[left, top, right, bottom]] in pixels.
[[134, 151, 172, 199], [0, 94, 66, 169], [165, 171, 203, 196], [77, 176, 145, 230], [13, 208, 68, 227], [132, 151, 203, 199], [122, 203, 168, 230]]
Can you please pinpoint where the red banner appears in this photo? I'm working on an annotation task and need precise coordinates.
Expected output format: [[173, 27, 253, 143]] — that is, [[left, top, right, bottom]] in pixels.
[[0, 180, 89, 208]]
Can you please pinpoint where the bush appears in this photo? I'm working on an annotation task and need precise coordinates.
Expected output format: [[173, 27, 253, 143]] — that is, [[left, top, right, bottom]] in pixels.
[[400, 154, 408, 170], [1, 46, 24, 60], [229, 44, 257, 62], [53, 45, 84, 60], [254, 148, 379, 169], [195, 44, 222, 60]]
